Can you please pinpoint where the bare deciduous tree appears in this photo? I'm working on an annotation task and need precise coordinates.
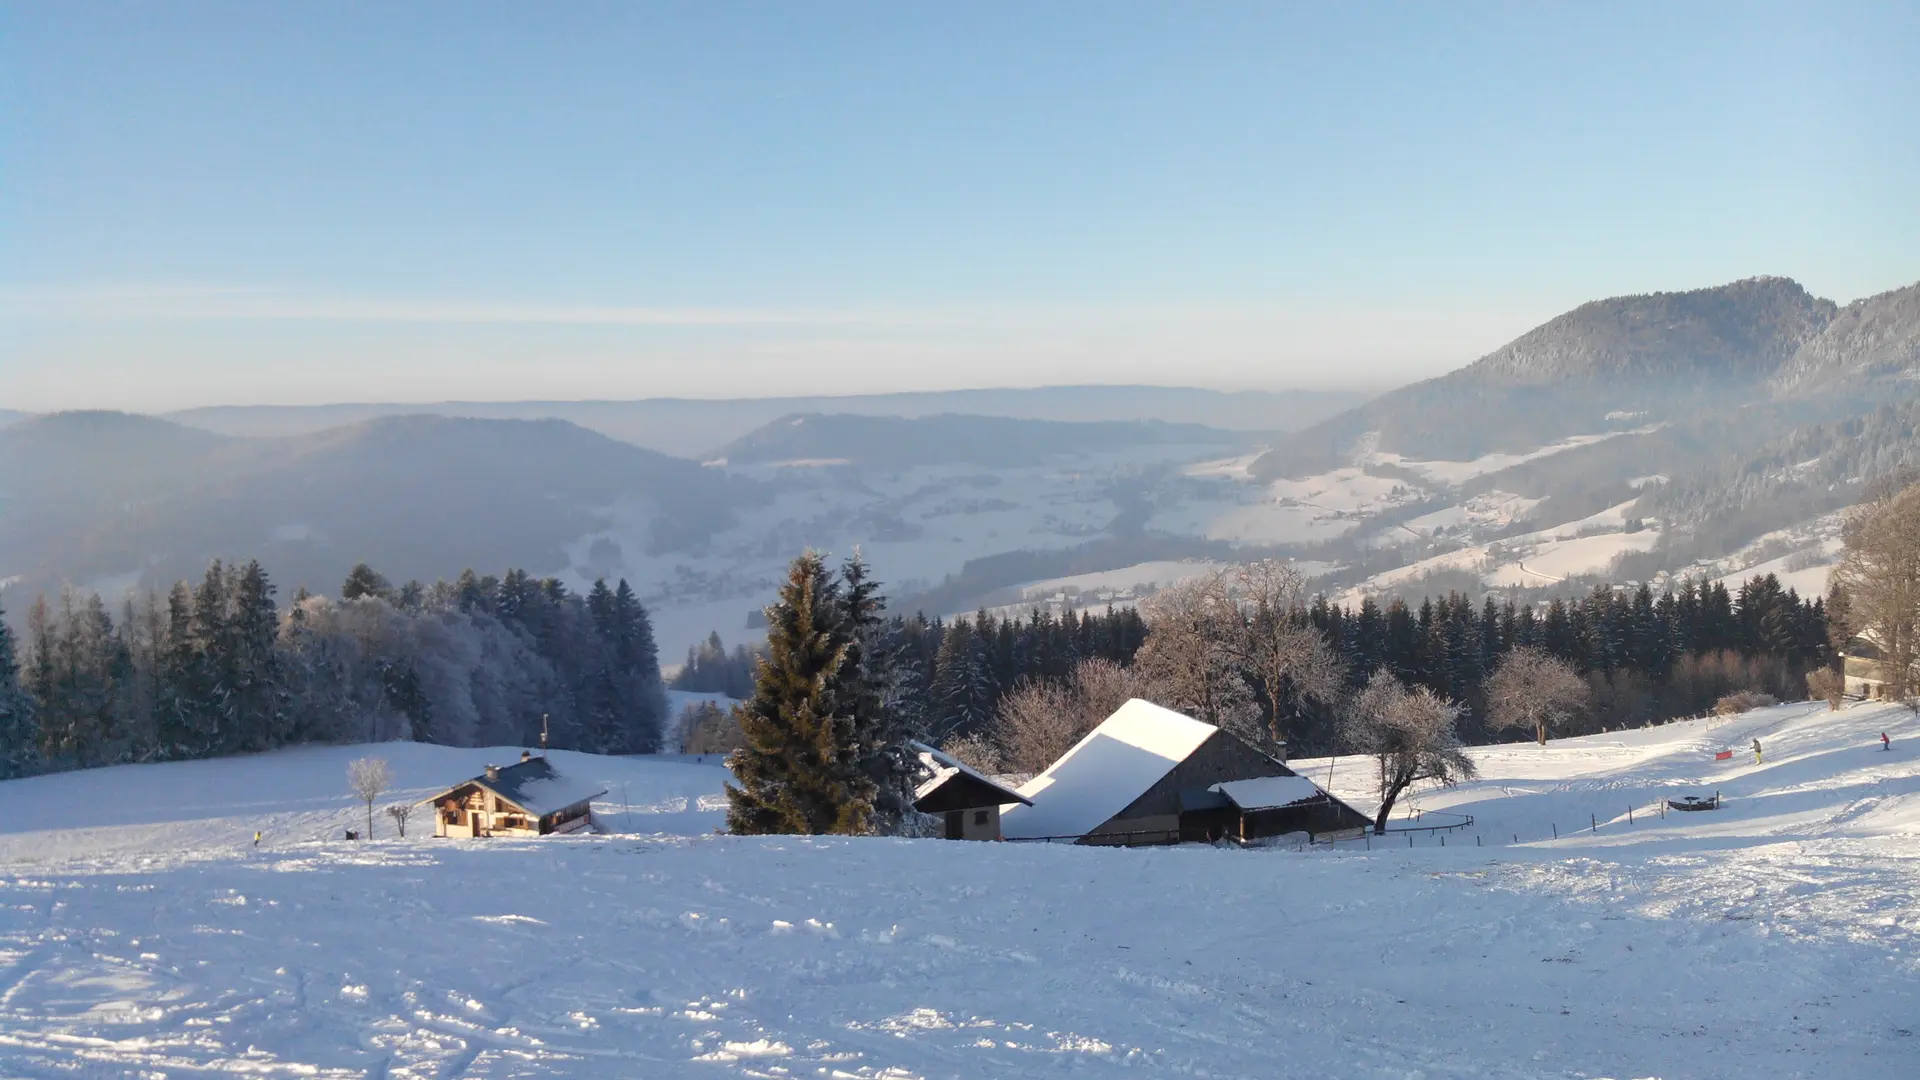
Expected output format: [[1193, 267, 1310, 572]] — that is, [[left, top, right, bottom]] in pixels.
[[988, 658, 1143, 774], [1805, 667, 1845, 711], [1132, 573, 1263, 744], [347, 756, 392, 839], [1226, 561, 1346, 755], [1341, 670, 1476, 834], [1833, 480, 1920, 699], [938, 730, 1004, 775], [1485, 646, 1590, 745], [385, 802, 414, 838]]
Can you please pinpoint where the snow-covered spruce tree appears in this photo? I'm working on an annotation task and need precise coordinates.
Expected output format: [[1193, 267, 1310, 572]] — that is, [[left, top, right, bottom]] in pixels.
[[0, 602, 41, 779], [610, 579, 669, 753], [230, 561, 290, 753], [838, 552, 923, 835], [726, 552, 875, 835], [926, 618, 997, 740]]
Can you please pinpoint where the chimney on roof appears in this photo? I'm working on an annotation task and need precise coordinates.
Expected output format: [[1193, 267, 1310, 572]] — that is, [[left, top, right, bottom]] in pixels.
[[521, 750, 531, 762], [485, 764, 499, 782]]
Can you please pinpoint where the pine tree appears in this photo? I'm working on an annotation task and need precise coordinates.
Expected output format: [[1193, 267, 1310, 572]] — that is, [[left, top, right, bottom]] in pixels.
[[154, 581, 202, 759], [230, 561, 289, 752], [840, 552, 921, 835], [726, 552, 874, 835], [0, 602, 40, 779], [341, 563, 392, 602]]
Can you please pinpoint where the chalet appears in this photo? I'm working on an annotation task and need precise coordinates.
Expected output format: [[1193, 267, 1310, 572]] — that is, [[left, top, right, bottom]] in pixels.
[[999, 699, 1369, 846], [910, 740, 1032, 840], [427, 752, 606, 838], [1840, 634, 1899, 699]]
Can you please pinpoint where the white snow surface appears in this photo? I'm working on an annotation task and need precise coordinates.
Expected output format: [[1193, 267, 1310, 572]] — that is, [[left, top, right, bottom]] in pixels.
[[1211, 774, 1326, 810], [1, 702, 1919, 1077], [1001, 700, 1216, 840]]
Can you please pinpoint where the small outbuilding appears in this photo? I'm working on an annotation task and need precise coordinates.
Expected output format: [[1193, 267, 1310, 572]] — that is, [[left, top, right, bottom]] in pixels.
[[427, 752, 606, 838], [910, 740, 1032, 840], [1000, 699, 1369, 846]]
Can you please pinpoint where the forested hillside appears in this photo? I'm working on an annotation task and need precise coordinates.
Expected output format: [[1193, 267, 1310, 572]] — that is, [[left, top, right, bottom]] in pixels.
[[0, 560, 668, 780]]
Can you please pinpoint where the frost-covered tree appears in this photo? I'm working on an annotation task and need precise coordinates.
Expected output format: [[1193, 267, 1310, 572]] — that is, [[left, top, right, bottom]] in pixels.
[[1342, 670, 1476, 834], [346, 756, 392, 839], [839, 552, 922, 834], [1132, 574, 1262, 744], [1833, 480, 1920, 698], [1485, 646, 1590, 745]]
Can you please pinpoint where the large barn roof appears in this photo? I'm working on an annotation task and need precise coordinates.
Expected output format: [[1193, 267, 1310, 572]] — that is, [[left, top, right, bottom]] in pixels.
[[1000, 699, 1216, 840], [425, 757, 606, 817]]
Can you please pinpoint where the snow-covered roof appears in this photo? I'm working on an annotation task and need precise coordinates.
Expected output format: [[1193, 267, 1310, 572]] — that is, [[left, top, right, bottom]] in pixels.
[[1211, 775, 1324, 811], [910, 741, 1032, 807], [1000, 699, 1217, 839], [426, 757, 607, 817]]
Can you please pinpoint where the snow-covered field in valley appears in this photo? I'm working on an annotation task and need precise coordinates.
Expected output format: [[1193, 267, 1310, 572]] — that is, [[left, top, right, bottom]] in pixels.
[[2, 701, 1918, 1078]]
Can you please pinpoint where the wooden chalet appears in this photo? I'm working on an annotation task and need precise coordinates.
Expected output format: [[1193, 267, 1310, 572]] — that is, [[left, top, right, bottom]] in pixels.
[[1000, 699, 1370, 846], [911, 740, 1032, 840], [427, 752, 606, 838]]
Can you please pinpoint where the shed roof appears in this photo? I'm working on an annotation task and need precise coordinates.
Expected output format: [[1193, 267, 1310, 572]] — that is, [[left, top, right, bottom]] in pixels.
[[1211, 775, 1326, 811], [1000, 699, 1217, 839], [911, 741, 1032, 808], [425, 757, 606, 817]]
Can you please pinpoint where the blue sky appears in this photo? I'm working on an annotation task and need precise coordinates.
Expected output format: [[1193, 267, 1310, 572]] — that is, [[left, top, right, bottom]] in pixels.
[[3, 2, 1916, 411]]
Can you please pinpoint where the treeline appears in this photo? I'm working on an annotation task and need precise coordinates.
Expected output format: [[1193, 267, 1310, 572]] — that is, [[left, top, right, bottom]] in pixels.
[[1294, 574, 1831, 751], [891, 567, 1835, 772], [675, 603, 1149, 742], [0, 560, 668, 780]]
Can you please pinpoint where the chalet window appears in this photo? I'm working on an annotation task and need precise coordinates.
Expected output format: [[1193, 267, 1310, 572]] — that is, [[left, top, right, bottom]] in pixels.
[[973, 810, 989, 826]]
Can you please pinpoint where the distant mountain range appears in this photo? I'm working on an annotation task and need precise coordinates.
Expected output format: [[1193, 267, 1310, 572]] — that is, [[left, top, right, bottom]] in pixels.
[[7, 275, 1920, 659], [158, 385, 1370, 458], [0, 412, 760, 618], [713, 413, 1238, 468]]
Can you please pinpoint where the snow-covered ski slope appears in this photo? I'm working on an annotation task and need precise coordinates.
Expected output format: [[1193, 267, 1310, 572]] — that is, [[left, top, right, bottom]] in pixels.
[[1, 703, 1916, 1079]]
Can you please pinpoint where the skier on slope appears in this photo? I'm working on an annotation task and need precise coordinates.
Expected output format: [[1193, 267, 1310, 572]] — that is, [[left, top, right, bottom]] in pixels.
[[1752, 738, 1763, 764], [1883, 732, 1892, 752]]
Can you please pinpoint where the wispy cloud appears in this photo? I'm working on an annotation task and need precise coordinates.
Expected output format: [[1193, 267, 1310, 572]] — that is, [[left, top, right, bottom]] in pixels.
[[0, 284, 935, 328]]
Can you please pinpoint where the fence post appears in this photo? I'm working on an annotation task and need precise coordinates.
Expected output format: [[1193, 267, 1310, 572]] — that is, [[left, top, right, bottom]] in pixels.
[[1591, 813, 1597, 833], [1366, 833, 1371, 851], [1628, 805, 1634, 825], [1440, 834, 1445, 847], [1408, 832, 1413, 848], [1552, 823, 1558, 839], [1476, 834, 1481, 847]]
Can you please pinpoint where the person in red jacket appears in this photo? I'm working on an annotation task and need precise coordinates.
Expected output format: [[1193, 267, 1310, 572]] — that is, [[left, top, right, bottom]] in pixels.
[[1883, 732, 1893, 752]]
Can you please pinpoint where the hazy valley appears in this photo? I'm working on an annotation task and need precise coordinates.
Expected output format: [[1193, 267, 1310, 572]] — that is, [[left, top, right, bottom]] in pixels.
[[4, 277, 1919, 662]]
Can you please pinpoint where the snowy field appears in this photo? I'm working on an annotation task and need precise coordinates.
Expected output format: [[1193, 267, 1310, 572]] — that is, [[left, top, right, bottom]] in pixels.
[[2, 703, 1918, 1078]]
